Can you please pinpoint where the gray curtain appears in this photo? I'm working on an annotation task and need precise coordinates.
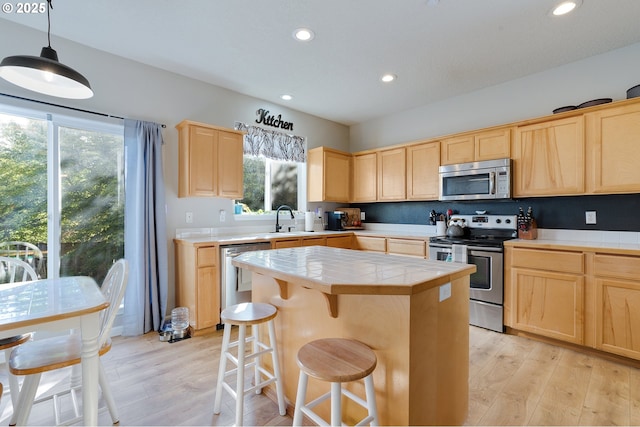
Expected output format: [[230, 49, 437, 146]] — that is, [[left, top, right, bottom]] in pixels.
[[122, 120, 168, 335]]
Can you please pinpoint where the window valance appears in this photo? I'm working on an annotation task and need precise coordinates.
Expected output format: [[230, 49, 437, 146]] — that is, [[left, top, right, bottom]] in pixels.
[[234, 121, 305, 163]]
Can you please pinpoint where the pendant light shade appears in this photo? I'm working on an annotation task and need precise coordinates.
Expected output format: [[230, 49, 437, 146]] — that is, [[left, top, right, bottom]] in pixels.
[[0, 1, 93, 99]]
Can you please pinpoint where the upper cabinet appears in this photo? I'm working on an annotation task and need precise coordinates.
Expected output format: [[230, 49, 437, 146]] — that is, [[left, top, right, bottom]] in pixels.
[[352, 152, 378, 203], [406, 141, 440, 200], [512, 116, 584, 197], [377, 147, 406, 201], [440, 127, 511, 166], [176, 120, 244, 198], [307, 147, 351, 203], [586, 102, 640, 194]]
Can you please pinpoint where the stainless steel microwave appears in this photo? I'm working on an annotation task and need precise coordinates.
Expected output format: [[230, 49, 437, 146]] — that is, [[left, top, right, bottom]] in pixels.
[[439, 158, 511, 201]]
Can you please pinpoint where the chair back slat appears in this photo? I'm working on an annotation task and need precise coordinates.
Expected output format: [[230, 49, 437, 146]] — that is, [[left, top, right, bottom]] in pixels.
[[0, 256, 38, 284], [98, 259, 129, 348], [0, 241, 44, 278]]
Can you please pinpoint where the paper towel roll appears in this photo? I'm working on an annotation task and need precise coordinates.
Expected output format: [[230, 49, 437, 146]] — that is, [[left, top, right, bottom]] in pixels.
[[436, 221, 446, 236], [305, 211, 315, 232]]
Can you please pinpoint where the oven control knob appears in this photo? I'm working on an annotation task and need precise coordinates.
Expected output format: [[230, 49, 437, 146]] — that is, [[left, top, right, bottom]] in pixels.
[[505, 219, 511, 224], [496, 219, 502, 223]]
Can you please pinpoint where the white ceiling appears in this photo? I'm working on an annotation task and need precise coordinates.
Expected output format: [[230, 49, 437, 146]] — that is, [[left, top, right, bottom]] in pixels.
[[2, 0, 640, 126]]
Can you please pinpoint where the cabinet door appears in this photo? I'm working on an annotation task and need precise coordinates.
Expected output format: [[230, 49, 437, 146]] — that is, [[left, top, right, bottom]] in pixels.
[[377, 147, 406, 201], [513, 116, 585, 197], [354, 236, 386, 252], [406, 142, 439, 200], [272, 238, 302, 249], [187, 125, 218, 196], [196, 266, 218, 329], [387, 238, 425, 257], [325, 150, 351, 202], [217, 131, 244, 198], [440, 135, 474, 165], [326, 235, 352, 249], [307, 147, 351, 203], [512, 267, 584, 344], [301, 237, 326, 246], [586, 103, 640, 194], [475, 128, 511, 161], [595, 277, 640, 359], [352, 153, 377, 202]]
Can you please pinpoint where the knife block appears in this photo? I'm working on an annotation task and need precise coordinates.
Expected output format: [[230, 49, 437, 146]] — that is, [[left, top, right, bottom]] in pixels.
[[518, 220, 537, 240]]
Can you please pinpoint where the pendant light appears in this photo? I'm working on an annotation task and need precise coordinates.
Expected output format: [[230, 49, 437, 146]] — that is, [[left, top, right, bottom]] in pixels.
[[0, 0, 93, 99]]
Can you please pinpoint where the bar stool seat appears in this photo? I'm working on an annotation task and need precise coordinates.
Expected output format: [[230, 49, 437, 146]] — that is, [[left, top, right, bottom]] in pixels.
[[293, 338, 379, 426], [213, 302, 286, 426]]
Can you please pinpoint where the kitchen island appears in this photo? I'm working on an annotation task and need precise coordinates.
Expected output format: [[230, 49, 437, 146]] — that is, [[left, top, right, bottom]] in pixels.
[[232, 246, 476, 426]]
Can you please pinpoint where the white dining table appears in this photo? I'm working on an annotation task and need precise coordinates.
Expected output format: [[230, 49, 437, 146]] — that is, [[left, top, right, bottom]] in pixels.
[[0, 276, 108, 426]]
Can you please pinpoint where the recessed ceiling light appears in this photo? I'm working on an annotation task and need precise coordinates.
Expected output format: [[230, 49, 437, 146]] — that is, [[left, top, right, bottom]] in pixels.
[[551, 0, 581, 16], [281, 94, 293, 101], [293, 28, 315, 42], [381, 74, 397, 83]]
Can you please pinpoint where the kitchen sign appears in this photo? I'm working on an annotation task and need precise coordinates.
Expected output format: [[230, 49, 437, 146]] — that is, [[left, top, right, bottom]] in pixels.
[[255, 108, 294, 131]]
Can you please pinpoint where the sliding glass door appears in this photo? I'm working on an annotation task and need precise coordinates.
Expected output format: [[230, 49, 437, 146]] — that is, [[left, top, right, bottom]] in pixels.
[[0, 106, 124, 283]]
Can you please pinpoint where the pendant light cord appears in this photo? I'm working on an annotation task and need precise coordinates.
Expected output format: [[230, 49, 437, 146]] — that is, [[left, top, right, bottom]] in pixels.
[[46, 0, 53, 48]]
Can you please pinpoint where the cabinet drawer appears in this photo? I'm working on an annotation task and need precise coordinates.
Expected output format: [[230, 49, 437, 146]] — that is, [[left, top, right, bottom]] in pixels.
[[197, 247, 217, 267], [302, 237, 326, 246], [510, 248, 583, 274], [594, 254, 640, 280], [326, 235, 352, 249], [387, 238, 426, 257], [355, 236, 386, 252]]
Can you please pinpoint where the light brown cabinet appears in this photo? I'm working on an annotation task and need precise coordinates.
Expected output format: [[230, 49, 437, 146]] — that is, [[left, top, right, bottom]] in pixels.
[[174, 242, 220, 334], [176, 120, 244, 198], [272, 238, 302, 249], [354, 235, 386, 252], [351, 152, 377, 202], [307, 147, 351, 203], [506, 247, 585, 344], [512, 116, 584, 197], [593, 253, 640, 359], [377, 147, 406, 201], [326, 235, 353, 249], [406, 141, 440, 200], [586, 102, 640, 194], [386, 238, 426, 258], [440, 127, 511, 166]]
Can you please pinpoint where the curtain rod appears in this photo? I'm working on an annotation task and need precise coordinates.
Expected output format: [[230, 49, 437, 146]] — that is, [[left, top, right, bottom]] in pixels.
[[0, 92, 166, 128]]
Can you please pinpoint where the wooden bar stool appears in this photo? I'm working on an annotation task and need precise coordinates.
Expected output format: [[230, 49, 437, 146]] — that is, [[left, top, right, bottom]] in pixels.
[[293, 338, 379, 426], [213, 302, 286, 426]]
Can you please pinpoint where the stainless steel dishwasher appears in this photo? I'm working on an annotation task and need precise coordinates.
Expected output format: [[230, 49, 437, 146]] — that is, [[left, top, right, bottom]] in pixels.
[[219, 242, 272, 313]]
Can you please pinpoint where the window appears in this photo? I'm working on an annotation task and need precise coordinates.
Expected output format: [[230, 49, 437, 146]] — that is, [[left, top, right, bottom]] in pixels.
[[0, 105, 124, 283], [239, 156, 306, 213], [234, 122, 306, 215]]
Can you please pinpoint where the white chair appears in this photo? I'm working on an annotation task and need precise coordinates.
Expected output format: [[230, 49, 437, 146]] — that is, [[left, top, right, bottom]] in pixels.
[[9, 259, 129, 426], [0, 257, 38, 411], [0, 241, 45, 278]]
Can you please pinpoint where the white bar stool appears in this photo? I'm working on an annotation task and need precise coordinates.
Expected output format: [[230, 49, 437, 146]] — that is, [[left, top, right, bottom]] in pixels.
[[213, 302, 286, 426], [293, 338, 379, 426]]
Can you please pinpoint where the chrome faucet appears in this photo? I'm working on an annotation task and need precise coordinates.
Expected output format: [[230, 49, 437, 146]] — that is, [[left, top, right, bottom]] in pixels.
[[274, 205, 295, 232]]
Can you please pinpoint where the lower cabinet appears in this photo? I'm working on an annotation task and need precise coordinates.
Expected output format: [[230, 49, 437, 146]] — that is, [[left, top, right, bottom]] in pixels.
[[594, 253, 640, 359], [272, 238, 302, 249], [506, 245, 640, 361], [326, 235, 353, 249], [386, 238, 426, 258], [174, 242, 220, 334]]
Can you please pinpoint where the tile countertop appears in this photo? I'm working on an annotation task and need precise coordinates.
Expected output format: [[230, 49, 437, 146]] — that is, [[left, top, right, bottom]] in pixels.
[[231, 245, 476, 295]]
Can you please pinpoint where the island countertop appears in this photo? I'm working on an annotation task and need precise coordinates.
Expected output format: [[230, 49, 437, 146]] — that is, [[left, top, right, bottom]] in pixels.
[[232, 245, 476, 296]]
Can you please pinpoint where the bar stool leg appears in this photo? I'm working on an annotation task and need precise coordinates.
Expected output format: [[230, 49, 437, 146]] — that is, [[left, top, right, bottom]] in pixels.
[[213, 323, 232, 414], [364, 374, 379, 426], [267, 319, 286, 415], [292, 371, 308, 426], [253, 323, 261, 395], [235, 324, 246, 427], [331, 382, 342, 426]]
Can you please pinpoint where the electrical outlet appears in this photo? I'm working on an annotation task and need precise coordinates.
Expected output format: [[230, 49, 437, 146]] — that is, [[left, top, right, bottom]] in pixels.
[[219, 209, 226, 222], [185, 212, 193, 223], [361, 211, 366, 221], [585, 211, 597, 224]]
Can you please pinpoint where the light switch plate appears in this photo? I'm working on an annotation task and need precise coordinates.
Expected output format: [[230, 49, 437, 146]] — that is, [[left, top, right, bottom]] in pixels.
[[439, 282, 451, 302], [219, 210, 226, 222], [585, 211, 596, 224], [185, 212, 193, 223]]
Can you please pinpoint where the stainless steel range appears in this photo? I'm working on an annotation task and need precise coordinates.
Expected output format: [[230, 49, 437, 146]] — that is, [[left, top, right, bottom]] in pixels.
[[428, 214, 517, 332]]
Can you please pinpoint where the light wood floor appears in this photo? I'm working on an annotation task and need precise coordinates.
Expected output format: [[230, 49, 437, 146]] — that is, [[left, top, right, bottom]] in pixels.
[[0, 325, 639, 426]]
